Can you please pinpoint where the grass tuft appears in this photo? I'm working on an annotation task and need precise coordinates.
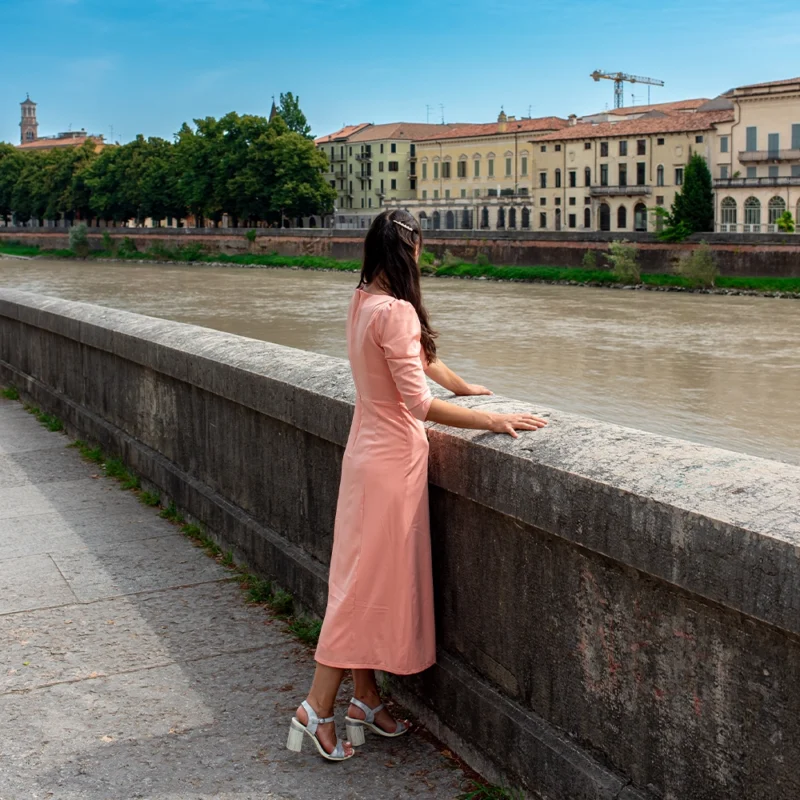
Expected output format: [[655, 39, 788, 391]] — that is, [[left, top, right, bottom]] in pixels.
[[287, 616, 322, 647], [159, 502, 185, 524], [139, 491, 160, 507], [269, 589, 294, 617], [245, 575, 273, 604], [458, 780, 525, 800], [181, 523, 204, 540], [23, 404, 64, 432], [1, 385, 20, 400]]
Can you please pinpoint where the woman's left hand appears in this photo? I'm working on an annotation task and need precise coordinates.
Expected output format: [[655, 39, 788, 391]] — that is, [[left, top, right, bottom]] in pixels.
[[456, 383, 493, 397]]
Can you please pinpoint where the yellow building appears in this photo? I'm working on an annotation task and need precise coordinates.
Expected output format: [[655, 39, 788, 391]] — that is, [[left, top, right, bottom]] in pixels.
[[712, 77, 800, 232], [315, 122, 458, 228]]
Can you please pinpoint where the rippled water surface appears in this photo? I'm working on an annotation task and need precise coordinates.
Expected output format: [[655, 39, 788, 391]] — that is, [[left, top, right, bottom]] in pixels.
[[2, 257, 799, 464]]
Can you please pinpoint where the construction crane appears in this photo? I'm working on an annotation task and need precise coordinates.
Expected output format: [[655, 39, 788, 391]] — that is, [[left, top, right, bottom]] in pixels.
[[590, 70, 665, 109]]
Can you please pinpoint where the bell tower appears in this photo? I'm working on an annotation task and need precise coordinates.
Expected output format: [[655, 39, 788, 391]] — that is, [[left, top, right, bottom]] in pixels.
[[20, 95, 38, 144]]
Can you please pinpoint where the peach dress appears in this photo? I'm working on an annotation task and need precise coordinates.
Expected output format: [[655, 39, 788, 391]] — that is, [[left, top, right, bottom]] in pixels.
[[314, 288, 436, 675]]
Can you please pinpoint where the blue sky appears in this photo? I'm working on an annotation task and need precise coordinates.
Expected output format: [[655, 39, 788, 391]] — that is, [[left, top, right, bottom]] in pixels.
[[2, 0, 799, 145]]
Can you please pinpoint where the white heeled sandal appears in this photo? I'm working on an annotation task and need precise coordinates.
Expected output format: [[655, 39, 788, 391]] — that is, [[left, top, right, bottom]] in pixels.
[[286, 700, 354, 761], [345, 697, 409, 746]]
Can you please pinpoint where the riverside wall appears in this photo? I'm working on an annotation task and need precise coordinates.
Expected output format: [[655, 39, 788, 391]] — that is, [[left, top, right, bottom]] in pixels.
[[2, 227, 800, 277], [1, 288, 800, 800]]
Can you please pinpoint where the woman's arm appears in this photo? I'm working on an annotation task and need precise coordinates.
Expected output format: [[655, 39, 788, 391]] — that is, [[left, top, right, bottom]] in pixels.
[[425, 398, 547, 439], [425, 358, 492, 397]]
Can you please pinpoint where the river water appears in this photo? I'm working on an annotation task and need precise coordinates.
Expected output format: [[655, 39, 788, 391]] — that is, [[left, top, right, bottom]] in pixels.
[[2, 257, 798, 465]]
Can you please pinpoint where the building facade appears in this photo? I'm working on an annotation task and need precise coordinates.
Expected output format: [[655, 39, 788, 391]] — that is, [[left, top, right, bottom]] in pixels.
[[16, 96, 105, 153], [712, 78, 800, 233], [315, 122, 458, 228]]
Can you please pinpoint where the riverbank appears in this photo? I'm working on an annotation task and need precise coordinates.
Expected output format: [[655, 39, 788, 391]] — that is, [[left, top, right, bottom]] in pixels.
[[2, 241, 800, 298]]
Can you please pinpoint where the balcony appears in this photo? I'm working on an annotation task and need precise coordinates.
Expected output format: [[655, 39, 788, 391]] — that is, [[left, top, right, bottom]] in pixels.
[[332, 171, 347, 181], [329, 153, 346, 163], [590, 185, 652, 197], [738, 149, 800, 163], [714, 176, 800, 188], [356, 152, 372, 162], [356, 172, 371, 182]]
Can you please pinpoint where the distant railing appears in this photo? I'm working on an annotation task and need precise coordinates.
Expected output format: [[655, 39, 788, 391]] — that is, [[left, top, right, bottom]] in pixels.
[[714, 176, 800, 188], [590, 185, 652, 197], [738, 149, 800, 163]]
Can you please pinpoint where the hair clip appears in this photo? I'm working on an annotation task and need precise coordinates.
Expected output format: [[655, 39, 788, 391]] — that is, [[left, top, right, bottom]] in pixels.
[[392, 219, 414, 232]]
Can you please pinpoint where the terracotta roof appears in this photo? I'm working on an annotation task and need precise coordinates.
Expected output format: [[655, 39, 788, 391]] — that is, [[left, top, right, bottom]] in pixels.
[[314, 123, 371, 145], [732, 76, 800, 91], [533, 111, 734, 143], [17, 135, 103, 150], [414, 116, 569, 142], [347, 122, 461, 142], [605, 98, 710, 116]]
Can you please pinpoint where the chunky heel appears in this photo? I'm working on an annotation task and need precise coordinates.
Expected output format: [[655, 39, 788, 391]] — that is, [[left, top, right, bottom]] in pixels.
[[286, 720, 305, 752], [346, 721, 366, 747]]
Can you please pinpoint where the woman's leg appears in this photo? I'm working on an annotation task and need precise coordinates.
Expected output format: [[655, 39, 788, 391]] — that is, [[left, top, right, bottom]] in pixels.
[[297, 664, 354, 756], [350, 669, 408, 732]]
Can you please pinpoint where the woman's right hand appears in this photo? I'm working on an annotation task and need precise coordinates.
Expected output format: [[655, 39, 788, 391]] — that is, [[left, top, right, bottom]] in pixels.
[[487, 412, 548, 438]]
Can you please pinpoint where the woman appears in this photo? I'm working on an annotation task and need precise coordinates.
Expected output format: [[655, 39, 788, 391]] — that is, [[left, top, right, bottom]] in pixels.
[[287, 210, 547, 761]]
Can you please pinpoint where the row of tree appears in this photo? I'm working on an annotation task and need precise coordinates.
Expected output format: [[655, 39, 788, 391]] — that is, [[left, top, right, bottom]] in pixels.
[[0, 94, 335, 228]]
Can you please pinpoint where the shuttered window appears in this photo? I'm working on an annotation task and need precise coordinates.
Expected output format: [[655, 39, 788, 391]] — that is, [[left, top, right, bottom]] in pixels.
[[745, 127, 757, 152], [792, 124, 800, 150]]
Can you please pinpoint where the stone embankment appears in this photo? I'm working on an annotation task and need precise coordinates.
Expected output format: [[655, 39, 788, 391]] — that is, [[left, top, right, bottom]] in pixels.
[[2, 288, 800, 800]]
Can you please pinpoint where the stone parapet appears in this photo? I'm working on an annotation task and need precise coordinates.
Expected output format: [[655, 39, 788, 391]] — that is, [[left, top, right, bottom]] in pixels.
[[1, 288, 799, 799]]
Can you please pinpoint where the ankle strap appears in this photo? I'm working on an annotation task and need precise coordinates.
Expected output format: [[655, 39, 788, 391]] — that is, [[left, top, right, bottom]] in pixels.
[[349, 697, 384, 724], [302, 700, 334, 735]]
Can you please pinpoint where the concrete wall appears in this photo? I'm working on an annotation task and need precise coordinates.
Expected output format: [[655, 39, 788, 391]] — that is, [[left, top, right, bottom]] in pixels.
[[1, 288, 800, 800], [2, 227, 800, 278]]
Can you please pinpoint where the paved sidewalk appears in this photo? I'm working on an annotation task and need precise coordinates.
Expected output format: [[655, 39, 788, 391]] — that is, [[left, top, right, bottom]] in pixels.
[[0, 397, 465, 800]]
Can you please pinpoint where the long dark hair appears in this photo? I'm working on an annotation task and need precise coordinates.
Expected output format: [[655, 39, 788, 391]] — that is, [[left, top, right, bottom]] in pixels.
[[359, 209, 438, 364]]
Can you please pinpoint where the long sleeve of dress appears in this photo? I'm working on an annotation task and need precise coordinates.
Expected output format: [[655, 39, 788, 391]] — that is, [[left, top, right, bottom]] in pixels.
[[374, 300, 433, 421]]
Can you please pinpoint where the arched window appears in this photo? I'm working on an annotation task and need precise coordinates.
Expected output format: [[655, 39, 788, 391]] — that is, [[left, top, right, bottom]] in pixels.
[[584, 207, 591, 229], [418, 211, 429, 230], [656, 165, 664, 187], [634, 203, 647, 232], [481, 207, 490, 229], [768, 196, 786, 230], [309, 216, 317, 228], [720, 197, 737, 232], [555, 168, 562, 188], [461, 209, 472, 229], [521, 207, 530, 229], [432, 210, 441, 230], [617, 205, 627, 229], [445, 210, 455, 229], [497, 206, 506, 229], [508, 207, 517, 229], [26, 130, 34, 141], [585, 167, 591, 187], [555, 208, 562, 231], [744, 197, 761, 232], [599, 204, 610, 231]]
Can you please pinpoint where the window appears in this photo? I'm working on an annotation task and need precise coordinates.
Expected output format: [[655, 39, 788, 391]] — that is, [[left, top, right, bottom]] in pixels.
[[568, 214, 576, 228], [481, 207, 490, 228], [695, 135, 704, 144], [569, 196, 576, 206], [497, 207, 505, 229], [541, 145, 547, 153], [410, 144, 415, 156], [461, 189, 466, 198], [619, 141, 628, 156], [617, 205, 627, 228], [505, 157, 512, 177], [488, 188, 498, 197], [508, 208, 516, 229], [793, 124, 800, 151], [488, 159, 494, 177], [539, 212, 547, 228], [657, 137, 665, 146], [637, 139, 646, 155], [747, 166, 757, 179], [474, 159, 480, 178], [540, 172, 547, 189], [600, 142, 609, 157], [745, 126, 757, 152], [540, 197, 546, 206], [422, 190, 427, 199], [433, 163, 439, 180], [585, 196, 591, 204], [744, 196, 761, 230], [410, 178, 416, 190], [720, 197, 737, 231], [445, 189, 450, 198], [600, 164, 608, 186], [599, 203, 611, 231], [555, 197, 561, 206], [720, 166, 728, 179], [409, 162, 416, 176], [584, 208, 591, 228], [792, 165, 800, 178], [368, 197, 372, 208], [675, 168, 684, 185], [768, 133, 780, 158], [720, 136, 729, 153], [380, 179, 384, 192], [619, 164, 627, 186], [521, 156, 528, 176], [584, 142, 592, 150], [555, 169, 562, 188], [349, 164, 353, 173], [390, 143, 396, 153], [585, 167, 591, 186], [361, 198, 365, 208], [379, 162, 385, 172], [637, 162, 646, 185], [422, 163, 428, 180], [555, 144, 562, 152], [441, 162, 451, 179], [457, 160, 467, 178], [769, 166, 779, 178], [433, 189, 439, 199], [391, 179, 397, 190], [349, 147, 353, 155], [329, 180, 335, 188], [656, 195, 664, 205], [388, 161, 399, 172], [569, 170, 577, 188], [474, 188, 481, 197], [656, 165, 664, 186], [380, 143, 384, 153]]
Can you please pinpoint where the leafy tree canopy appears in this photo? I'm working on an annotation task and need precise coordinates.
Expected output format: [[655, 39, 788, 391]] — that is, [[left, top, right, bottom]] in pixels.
[[277, 92, 312, 139]]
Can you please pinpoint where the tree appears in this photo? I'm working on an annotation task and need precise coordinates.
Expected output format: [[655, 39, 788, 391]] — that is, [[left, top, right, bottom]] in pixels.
[[0, 144, 23, 224], [670, 152, 714, 234], [277, 92, 312, 139]]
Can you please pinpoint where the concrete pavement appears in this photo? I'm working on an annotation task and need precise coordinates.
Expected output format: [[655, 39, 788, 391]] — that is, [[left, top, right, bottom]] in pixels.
[[0, 396, 466, 800]]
